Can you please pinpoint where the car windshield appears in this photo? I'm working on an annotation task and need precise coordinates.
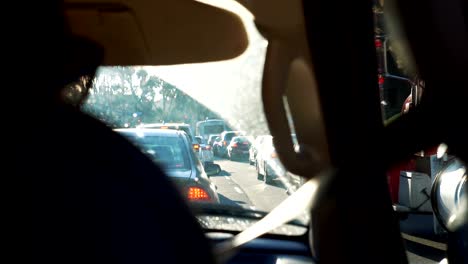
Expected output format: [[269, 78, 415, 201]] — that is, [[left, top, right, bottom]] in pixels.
[[82, 0, 308, 234], [224, 133, 238, 143], [205, 125, 224, 135]]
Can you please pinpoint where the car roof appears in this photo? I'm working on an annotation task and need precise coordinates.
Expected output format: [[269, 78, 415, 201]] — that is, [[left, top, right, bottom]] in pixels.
[[197, 119, 224, 123], [232, 136, 247, 139], [222, 131, 241, 135], [114, 128, 186, 138], [142, 123, 190, 127]]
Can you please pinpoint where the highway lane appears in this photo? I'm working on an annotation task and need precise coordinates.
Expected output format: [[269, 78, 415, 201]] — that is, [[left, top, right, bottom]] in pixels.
[[210, 158, 447, 263]]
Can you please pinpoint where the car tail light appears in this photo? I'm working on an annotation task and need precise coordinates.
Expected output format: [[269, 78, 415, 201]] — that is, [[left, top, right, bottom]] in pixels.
[[375, 39, 382, 48], [271, 151, 277, 158], [193, 144, 200, 151], [188, 187, 210, 201], [204, 145, 211, 150], [378, 75, 385, 85], [231, 143, 238, 148], [223, 141, 227, 146]]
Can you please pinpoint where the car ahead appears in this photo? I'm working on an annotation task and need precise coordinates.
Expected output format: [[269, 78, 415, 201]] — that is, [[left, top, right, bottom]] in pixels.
[[115, 128, 219, 203], [207, 134, 220, 147], [195, 136, 215, 166], [255, 136, 280, 183], [212, 137, 223, 156], [227, 136, 251, 160], [255, 135, 305, 190], [140, 123, 200, 152], [249, 135, 268, 165], [214, 131, 244, 158]]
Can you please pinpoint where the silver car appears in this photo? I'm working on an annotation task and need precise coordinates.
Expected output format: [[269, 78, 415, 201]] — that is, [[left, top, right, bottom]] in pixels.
[[255, 135, 305, 191], [115, 128, 220, 203], [249, 135, 268, 165]]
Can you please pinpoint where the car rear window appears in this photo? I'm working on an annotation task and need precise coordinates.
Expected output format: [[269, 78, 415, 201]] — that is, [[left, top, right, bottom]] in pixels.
[[124, 134, 191, 171], [234, 137, 249, 143], [225, 133, 238, 142]]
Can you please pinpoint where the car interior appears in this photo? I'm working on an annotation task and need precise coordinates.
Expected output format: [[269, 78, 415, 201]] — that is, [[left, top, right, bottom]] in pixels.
[[15, 0, 467, 263]]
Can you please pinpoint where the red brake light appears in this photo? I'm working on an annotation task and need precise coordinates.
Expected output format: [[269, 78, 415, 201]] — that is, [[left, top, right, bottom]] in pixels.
[[231, 143, 238, 148], [160, 126, 169, 129], [375, 39, 382, 48], [205, 145, 211, 150], [271, 151, 278, 158], [223, 141, 227, 146], [188, 187, 210, 201], [378, 75, 385, 85]]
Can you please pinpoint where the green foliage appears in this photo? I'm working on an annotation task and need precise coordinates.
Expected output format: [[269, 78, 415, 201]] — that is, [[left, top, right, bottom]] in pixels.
[[82, 67, 220, 128]]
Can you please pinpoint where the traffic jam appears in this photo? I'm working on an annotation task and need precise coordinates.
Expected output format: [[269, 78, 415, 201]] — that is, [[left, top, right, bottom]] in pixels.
[[114, 111, 466, 237], [113, 119, 302, 213]]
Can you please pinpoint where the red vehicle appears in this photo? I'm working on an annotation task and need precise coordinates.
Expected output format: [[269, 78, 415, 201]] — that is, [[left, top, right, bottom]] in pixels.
[[376, 35, 443, 226]]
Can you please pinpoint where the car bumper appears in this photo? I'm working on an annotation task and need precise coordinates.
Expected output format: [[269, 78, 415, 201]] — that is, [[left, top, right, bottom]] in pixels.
[[231, 149, 250, 156]]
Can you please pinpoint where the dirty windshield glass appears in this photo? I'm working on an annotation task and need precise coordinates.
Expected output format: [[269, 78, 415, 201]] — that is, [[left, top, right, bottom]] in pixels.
[[81, 0, 307, 234]]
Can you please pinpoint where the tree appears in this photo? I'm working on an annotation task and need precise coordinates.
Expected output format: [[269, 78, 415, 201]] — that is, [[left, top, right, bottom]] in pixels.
[[83, 67, 221, 128]]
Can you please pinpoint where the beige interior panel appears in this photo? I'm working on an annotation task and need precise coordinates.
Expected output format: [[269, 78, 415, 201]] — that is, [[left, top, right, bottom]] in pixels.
[[67, 8, 149, 65], [286, 58, 329, 168], [240, 0, 331, 177], [65, 0, 248, 65]]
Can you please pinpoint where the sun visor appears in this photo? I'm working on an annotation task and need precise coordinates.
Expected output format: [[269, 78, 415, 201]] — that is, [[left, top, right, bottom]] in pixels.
[[64, 0, 248, 65]]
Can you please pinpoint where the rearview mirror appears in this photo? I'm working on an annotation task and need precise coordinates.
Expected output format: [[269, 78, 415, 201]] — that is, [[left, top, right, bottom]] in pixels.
[[65, 0, 248, 65], [205, 163, 221, 176]]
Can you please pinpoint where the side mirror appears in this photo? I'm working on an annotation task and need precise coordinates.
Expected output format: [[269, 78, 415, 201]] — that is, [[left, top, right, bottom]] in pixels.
[[432, 158, 467, 232], [205, 163, 221, 176]]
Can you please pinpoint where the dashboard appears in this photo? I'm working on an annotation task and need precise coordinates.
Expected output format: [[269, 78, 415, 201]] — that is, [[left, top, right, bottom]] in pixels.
[[206, 232, 316, 264]]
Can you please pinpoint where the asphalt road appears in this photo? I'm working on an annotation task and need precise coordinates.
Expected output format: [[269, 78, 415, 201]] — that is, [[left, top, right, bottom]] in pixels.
[[210, 158, 289, 212], [210, 158, 448, 264]]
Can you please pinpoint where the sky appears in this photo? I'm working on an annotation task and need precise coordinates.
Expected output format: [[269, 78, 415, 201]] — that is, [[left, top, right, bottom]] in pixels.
[[144, 0, 270, 135]]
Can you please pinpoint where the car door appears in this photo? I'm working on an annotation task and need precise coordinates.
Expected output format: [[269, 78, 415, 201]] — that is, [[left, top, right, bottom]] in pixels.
[[252, 136, 264, 162]]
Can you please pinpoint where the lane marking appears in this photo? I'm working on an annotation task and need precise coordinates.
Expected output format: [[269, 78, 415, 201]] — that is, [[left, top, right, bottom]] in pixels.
[[225, 176, 230, 180], [234, 187, 243, 194], [401, 233, 447, 251]]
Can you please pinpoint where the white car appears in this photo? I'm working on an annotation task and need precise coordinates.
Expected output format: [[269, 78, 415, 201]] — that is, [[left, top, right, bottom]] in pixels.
[[249, 135, 268, 165], [195, 136, 214, 165], [256, 136, 284, 183], [255, 135, 305, 192]]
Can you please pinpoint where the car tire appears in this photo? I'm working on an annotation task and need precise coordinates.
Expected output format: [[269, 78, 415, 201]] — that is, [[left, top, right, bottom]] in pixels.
[[256, 161, 262, 180], [263, 162, 269, 183]]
